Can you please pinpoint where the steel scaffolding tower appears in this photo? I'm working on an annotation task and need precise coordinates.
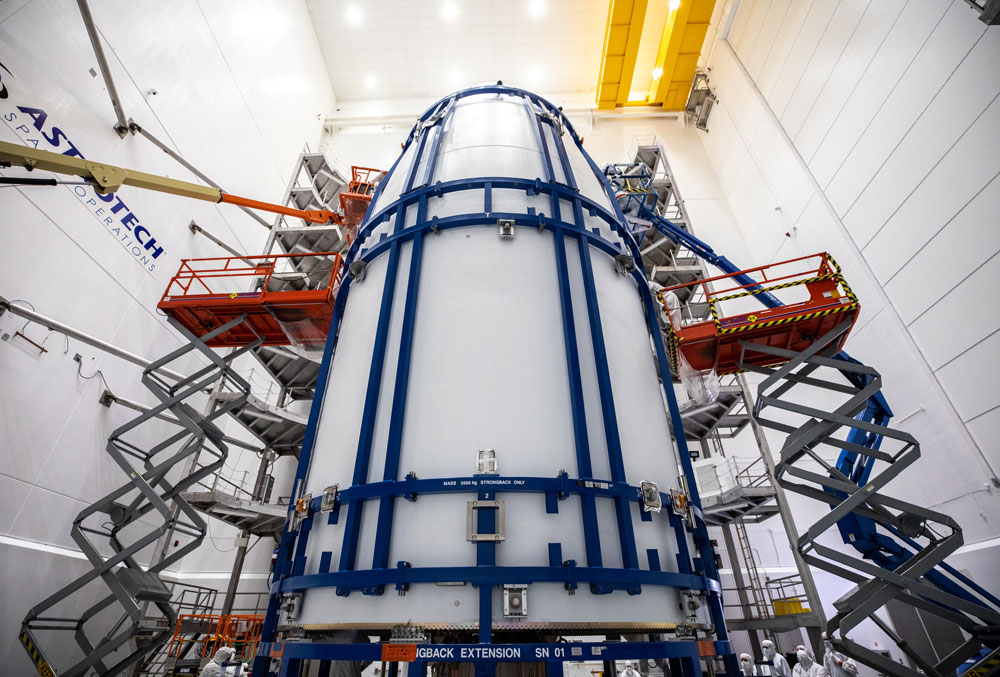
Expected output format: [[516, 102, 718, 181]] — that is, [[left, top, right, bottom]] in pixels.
[[178, 149, 355, 536], [612, 141, 1000, 676], [607, 142, 827, 653]]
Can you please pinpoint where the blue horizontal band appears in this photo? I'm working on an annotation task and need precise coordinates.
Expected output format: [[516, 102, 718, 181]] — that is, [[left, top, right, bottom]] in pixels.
[[352, 211, 628, 276], [308, 474, 703, 522], [357, 176, 619, 245], [404, 85, 587, 149], [278, 564, 721, 596]]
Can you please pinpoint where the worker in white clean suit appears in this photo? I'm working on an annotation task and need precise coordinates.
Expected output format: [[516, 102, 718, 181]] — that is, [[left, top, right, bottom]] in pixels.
[[199, 647, 236, 677], [619, 663, 639, 677], [792, 648, 828, 677], [648, 280, 673, 328], [762, 640, 791, 677], [796, 645, 816, 662], [822, 633, 858, 677], [739, 653, 756, 676]]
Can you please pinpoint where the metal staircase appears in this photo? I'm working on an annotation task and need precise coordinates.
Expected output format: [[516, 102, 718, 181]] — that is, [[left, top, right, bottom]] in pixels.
[[19, 316, 260, 677], [698, 457, 780, 526], [175, 150, 352, 473], [163, 149, 358, 582], [607, 141, 826, 649], [680, 382, 751, 443], [183, 489, 287, 539], [612, 140, 1000, 673], [246, 149, 353, 428], [740, 323, 1000, 677], [225, 391, 308, 459]]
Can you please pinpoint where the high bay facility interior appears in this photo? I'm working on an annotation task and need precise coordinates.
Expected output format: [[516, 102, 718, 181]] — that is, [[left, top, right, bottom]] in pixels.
[[1, 1, 999, 677]]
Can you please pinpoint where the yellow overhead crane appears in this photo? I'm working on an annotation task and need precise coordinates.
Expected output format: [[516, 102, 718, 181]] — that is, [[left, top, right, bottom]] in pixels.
[[596, 0, 649, 110], [596, 0, 716, 111]]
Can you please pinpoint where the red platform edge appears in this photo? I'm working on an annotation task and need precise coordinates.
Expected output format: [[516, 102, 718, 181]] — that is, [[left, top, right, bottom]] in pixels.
[[658, 252, 860, 375], [157, 252, 344, 347]]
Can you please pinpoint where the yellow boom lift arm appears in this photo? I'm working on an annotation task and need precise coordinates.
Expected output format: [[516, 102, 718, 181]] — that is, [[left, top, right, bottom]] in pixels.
[[0, 139, 341, 225]]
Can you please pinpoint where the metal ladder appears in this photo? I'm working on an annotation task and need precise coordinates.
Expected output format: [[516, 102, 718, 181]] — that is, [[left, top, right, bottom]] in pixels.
[[740, 320, 1000, 677], [733, 518, 773, 625], [19, 315, 261, 677]]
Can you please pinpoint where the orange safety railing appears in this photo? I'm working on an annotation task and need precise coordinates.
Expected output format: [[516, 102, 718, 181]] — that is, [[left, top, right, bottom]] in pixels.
[[159, 251, 342, 303], [218, 614, 264, 661], [348, 165, 382, 190], [166, 613, 264, 663], [658, 252, 859, 375], [157, 251, 344, 347], [340, 165, 383, 240], [167, 614, 223, 661]]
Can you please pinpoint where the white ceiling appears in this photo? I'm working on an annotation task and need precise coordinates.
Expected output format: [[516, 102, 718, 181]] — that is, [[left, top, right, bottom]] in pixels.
[[306, 0, 666, 103]]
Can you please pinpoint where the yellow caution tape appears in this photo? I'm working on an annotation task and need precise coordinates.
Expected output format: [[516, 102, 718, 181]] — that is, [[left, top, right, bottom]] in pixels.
[[717, 301, 858, 336], [19, 631, 56, 677]]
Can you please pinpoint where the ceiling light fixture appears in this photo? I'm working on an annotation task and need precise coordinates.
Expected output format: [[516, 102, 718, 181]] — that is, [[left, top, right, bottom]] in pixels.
[[652, 67, 663, 79], [668, 0, 681, 10], [528, 1, 546, 18], [441, 2, 459, 21], [364, 75, 377, 89], [345, 5, 363, 26]]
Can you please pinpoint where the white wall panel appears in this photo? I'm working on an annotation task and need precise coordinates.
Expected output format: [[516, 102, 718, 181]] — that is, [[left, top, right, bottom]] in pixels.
[[765, 1, 838, 118], [807, 1, 950, 186], [907, 252, 1000, 371], [0, 475, 35, 534], [718, 0, 1000, 481], [0, 1, 335, 666], [862, 92, 1000, 281], [695, 97, 750, 195], [742, 0, 791, 81], [747, 110, 815, 224], [723, 148, 787, 264], [792, 0, 905, 160], [824, 2, 986, 219], [779, 0, 870, 139], [708, 34, 768, 141], [843, 29, 1000, 249], [881, 175, 1000, 325], [936, 330, 1000, 422], [702, 4, 1000, 656], [966, 407, 1000, 475], [755, 0, 814, 99], [731, 0, 773, 64], [724, 0, 757, 55]]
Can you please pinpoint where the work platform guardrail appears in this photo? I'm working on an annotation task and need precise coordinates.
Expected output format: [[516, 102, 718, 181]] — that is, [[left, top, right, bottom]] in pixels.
[[658, 252, 859, 375], [158, 252, 344, 347]]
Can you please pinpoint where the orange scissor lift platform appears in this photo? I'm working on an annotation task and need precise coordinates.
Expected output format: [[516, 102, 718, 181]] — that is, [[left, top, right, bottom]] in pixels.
[[340, 165, 382, 241], [659, 252, 860, 375], [157, 252, 343, 347]]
